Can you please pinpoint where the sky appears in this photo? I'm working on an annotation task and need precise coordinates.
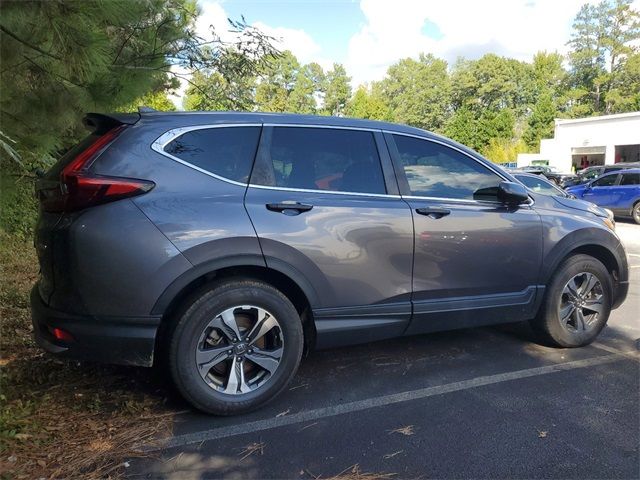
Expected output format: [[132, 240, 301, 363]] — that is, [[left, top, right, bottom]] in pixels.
[[171, 0, 640, 106]]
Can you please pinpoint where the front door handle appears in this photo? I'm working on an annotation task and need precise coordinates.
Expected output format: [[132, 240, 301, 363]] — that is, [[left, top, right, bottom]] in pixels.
[[266, 202, 314, 215], [415, 207, 451, 219]]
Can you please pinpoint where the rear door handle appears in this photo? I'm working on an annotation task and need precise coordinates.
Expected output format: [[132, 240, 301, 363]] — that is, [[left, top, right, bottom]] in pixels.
[[266, 202, 314, 214], [415, 207, 451, 219]]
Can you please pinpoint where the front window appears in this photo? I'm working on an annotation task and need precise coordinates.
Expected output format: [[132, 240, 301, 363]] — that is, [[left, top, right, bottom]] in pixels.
[[592, 174, 618, 187], [393, 135, 503, 201]]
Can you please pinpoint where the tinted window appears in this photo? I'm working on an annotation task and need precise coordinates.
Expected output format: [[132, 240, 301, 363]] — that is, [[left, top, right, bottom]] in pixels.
[[620, 173, 640, 185], [164, 127, 261, 183], [515, 175, 558, 196], [592, 174, 617, 187], [253, 127, 386, 194], [393, 135, 502, 200]]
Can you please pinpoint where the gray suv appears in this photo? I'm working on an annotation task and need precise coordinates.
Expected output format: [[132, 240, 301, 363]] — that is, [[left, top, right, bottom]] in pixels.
[[32, 111, 629, 415]]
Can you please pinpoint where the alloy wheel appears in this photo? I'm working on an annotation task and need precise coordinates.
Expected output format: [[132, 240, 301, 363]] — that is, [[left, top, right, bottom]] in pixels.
[[195, 305, 284, 395], [558, 272, 604, 333]]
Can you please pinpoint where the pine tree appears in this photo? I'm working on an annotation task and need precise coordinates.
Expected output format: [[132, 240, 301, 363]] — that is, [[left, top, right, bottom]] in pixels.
[[322, 64, 351, 116], [523, 92, 557, 148]]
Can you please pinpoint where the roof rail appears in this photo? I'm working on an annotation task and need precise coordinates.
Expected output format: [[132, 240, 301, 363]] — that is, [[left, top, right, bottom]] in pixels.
[[138, 106, 157, 113]]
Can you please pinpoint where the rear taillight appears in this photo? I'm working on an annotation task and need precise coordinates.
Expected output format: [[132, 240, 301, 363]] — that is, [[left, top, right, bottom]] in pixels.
[[39, 126, 154, 212]]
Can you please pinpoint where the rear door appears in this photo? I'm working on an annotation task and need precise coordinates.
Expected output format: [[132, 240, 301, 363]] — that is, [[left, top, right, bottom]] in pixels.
[[613, 172, 640, 213], [385, 133, 543, 334], [244, 125, 414, 347]]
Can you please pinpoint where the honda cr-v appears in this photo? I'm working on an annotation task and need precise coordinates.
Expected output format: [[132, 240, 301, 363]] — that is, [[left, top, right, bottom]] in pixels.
[[32, 111, 629, 415]]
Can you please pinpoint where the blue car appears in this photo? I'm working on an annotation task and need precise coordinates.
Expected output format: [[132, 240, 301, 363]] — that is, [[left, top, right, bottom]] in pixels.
[[566, 168, 640, 224]]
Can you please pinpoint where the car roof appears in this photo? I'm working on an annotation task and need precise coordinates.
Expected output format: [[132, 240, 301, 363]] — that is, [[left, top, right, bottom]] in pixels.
[[138, 110, 430, 136], [601, 167, 640, 176]]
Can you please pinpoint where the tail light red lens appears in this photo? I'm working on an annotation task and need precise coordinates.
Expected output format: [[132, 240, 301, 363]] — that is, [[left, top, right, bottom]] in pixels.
[[39, 126, 155, 212]]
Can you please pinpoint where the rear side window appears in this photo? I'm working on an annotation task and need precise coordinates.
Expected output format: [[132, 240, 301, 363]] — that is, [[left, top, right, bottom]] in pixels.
[[620, 173, 640, 185], [592, 174, 618, 187], [252, 127, 386, 194], [393, 135, 502, 201], [164, 126, 261, 183]]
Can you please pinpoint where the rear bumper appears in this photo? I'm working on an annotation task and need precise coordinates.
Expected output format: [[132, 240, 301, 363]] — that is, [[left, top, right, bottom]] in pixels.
[[31, 286, 160, 367]]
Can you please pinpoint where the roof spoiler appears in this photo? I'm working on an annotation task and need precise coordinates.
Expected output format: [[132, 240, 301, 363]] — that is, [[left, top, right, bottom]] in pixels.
[[83, 112, 141, 134]]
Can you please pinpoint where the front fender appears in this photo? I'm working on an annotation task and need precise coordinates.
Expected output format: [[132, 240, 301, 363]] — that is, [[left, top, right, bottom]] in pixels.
[[540, 226, 628, 286]]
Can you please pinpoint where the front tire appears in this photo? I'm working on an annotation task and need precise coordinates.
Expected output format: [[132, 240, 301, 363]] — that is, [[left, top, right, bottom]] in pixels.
[[632, 202, 640, 225], [530, 254, 612, 348], [169, 279, 304, 415]]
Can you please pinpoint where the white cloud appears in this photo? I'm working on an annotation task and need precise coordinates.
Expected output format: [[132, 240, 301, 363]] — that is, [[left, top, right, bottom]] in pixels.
[[346, 0, 640, 86], [251, 21, 324, 65]]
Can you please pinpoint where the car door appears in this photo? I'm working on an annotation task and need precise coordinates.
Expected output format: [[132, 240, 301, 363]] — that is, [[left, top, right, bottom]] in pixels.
[[582, 173, 619, 207], [244, 125, 414, 347], [385, 132, 543, 334], [614, 172, 640, 214]]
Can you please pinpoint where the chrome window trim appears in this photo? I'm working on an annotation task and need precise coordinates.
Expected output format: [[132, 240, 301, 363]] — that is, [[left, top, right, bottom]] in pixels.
[[151, 123, 262, 188], [152, 123, 401, 198], [385, 130, 535, 206], [247, 183, 402, 199]]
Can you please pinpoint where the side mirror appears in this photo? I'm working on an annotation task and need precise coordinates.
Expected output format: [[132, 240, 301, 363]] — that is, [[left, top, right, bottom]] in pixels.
[[498, 181, 529, 205]]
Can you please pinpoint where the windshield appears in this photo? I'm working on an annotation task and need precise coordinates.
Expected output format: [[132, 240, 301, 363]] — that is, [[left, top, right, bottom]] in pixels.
[[514, 174, 567, 197]]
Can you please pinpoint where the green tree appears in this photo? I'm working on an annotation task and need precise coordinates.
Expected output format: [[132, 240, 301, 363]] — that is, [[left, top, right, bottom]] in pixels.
[[444, 107, 479, 149], [288, 72, 317, 114], [482, 138, 527, 164], [322, 63, 351, 116], [255, 51, 302, 112], [567, 0, 640, 114], [120, 90, 177, 112], [451, 54, 535, 117], [0, 0, 199, 161], [345, 84, 392, 121], [531, 51, 566, 101], [606, 52, 640, 112], [523, 91, 557, 148], [380, 54, 450, 131], [183, 50, 259, 111]]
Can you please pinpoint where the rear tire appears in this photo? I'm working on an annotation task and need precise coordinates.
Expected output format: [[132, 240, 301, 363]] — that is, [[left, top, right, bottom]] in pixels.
[[530, 254, 612, 348], [169, 279, 304, 415]]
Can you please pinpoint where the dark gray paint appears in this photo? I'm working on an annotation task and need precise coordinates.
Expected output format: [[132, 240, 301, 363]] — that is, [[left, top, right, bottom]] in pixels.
[[32, 111, 629, 366]]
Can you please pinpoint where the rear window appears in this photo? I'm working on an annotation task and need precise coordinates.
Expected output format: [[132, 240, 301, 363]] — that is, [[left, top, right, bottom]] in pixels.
[[164, 126, 261, 183], [620, 173, 640, 185], [251, 127, 386, 194]]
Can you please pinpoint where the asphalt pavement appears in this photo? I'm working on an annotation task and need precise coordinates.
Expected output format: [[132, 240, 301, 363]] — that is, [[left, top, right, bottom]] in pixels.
[[129, 221, 640, 479]]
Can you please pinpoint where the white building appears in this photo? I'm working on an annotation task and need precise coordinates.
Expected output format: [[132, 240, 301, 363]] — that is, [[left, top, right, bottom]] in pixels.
[[517, 111, 640, 172]]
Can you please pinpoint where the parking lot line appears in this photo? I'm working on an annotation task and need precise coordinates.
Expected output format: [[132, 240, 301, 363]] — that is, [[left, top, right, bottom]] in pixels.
[[153, 353, 632, 451]]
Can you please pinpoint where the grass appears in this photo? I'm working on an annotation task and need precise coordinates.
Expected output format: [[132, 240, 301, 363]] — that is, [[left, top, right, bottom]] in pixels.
[[0, 232, 174, 478]]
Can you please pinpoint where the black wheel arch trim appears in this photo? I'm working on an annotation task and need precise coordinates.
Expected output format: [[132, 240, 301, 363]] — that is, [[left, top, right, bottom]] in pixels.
[[540, 228, 629, 309], [151, 254, 320, 315]]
